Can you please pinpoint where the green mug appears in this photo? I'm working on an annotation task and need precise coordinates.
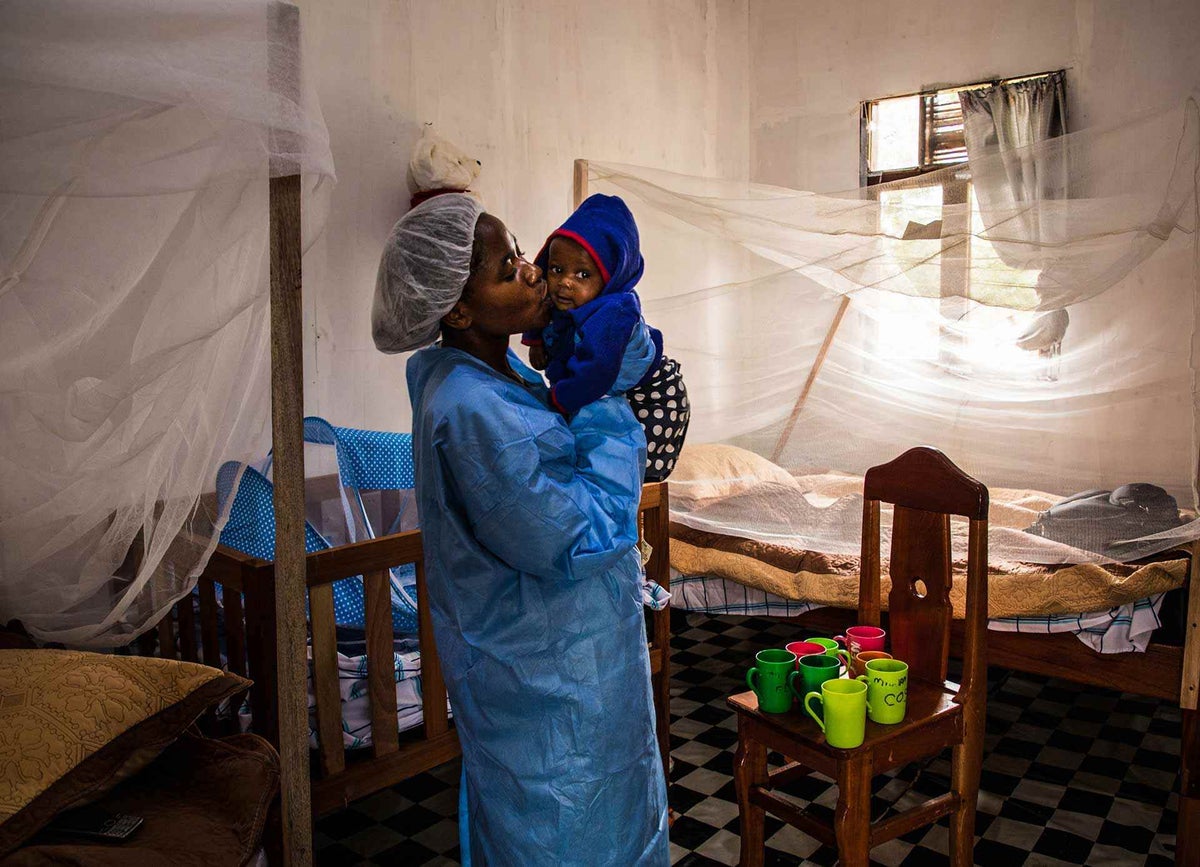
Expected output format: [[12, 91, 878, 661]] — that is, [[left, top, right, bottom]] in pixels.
[[855, 658, 909, 724], [747, 649, 797, 713], [804, 678, 868, 749], [804, 636, 850, 669], [789, 653, 841, 706]]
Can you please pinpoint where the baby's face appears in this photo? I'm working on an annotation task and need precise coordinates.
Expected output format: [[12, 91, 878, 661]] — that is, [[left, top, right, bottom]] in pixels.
[[546, 237, 604, 311]]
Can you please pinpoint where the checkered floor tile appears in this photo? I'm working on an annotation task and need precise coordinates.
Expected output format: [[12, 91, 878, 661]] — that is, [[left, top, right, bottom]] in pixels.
[[315, 614, 1181, 866]]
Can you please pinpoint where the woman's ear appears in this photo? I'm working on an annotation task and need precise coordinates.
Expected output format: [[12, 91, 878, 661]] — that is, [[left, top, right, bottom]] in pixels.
[[441, 299, 472, 331]]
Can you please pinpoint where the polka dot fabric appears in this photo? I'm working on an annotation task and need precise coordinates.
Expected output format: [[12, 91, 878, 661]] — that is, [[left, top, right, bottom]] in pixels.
[[215, 461, 328, 562], [628, 356, 691, 482], [215, 417, 421, 633], [303, 417, 415, 491]]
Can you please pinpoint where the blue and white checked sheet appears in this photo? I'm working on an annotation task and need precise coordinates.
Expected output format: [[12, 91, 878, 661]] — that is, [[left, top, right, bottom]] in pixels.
[[669, 571, 1168, 654], [234, 635, 441, 750]]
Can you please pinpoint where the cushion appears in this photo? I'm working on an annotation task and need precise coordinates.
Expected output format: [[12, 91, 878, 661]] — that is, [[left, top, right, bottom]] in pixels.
[[1, 733, 280, 867], [0, 650, 249, 855], [669, 443, 799, 501]]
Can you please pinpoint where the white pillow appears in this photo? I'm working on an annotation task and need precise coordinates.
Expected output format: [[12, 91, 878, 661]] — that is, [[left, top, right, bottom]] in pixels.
[[669, 443, 799, 501]]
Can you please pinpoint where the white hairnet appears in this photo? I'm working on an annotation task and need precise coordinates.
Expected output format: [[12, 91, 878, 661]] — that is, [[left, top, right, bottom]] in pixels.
[[372, 193, 486, 353]]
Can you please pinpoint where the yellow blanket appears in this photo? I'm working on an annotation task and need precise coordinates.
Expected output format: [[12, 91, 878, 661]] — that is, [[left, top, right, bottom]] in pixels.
[[670, 529, 1187, 618]]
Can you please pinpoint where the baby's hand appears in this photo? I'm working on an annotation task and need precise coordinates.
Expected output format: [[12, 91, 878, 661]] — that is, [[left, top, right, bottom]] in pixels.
[[528, 344, 548, 370]]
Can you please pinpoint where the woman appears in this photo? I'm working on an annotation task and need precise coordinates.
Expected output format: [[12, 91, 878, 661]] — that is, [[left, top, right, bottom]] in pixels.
[[373, 194, 669, 866]]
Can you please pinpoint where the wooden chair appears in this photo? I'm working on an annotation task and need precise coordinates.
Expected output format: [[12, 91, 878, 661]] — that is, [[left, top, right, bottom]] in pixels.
[[728, 447, 988, 866]]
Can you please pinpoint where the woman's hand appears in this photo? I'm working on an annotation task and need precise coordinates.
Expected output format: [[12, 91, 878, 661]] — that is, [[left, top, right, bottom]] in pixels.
[[528, 343, 548, 370]]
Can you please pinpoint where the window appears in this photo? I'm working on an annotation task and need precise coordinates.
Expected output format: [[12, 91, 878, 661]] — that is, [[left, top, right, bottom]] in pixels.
[[860, 71, 1060, 187], [859, 72, 1062, 376], [861, 90, 972, 185]]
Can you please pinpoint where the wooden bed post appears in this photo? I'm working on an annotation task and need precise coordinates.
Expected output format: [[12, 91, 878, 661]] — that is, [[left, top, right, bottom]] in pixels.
[[573, 159, 589, 210], [1182, 709, 1200, 867], [857, 498, 881, 627], [268, 2, 312, 864], [270, 162, 312, 867], [1183, 541, 1200, 713], [770, 295, 850, 464], [1178, 540, 1200, 865], [647, 484, 672, 784]]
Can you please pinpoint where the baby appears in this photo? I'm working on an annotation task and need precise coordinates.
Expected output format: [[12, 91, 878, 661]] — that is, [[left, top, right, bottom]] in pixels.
[[523, 194, 689, 482]]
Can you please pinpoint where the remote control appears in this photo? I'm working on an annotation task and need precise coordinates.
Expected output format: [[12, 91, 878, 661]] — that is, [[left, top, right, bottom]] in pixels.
[[47, 807, 143, 841]]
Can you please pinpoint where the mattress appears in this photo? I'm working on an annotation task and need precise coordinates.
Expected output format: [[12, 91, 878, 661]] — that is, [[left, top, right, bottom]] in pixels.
[[668, 446, 1194, 616], [670, 520, 1188, 620], [665, 453, 1190, 651]]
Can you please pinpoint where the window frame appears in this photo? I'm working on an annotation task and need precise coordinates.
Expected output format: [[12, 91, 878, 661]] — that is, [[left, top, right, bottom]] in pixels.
[[858, 70, 1064, 188]]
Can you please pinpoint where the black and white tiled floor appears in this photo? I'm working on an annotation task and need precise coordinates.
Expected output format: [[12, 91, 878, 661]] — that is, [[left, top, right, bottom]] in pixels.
[[315, 614, 1181, 865]]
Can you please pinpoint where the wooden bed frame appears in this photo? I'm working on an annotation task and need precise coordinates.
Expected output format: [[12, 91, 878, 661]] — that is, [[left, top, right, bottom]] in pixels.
[[144, 481, 672, 819]]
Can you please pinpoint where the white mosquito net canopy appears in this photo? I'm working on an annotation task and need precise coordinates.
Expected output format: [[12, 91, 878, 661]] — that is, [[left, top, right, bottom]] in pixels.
[[0, 0, 334, 646], [1, 0, 1195, 646], [587, 96, 1200, 567]]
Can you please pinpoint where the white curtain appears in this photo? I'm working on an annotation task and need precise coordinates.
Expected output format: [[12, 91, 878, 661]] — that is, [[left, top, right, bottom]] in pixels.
[[960, 72, 1069, 268], [960, 72, 1069, 352]]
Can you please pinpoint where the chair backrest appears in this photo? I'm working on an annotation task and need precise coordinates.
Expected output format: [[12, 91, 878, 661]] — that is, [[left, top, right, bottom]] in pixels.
[[858, 447, 989, 694]]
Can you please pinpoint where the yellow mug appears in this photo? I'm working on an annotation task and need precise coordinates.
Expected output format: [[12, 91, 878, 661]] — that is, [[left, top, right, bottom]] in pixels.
[[855, 658, 908, 725]]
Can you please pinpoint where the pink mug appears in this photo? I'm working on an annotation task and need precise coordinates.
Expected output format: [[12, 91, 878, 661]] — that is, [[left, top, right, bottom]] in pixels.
[[834, 625, 887, 657], [785, 641, 828, 669]]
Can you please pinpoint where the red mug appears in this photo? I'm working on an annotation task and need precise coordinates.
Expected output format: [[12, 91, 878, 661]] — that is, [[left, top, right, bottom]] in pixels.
[[834, 625, 886, 657], [785, 641, 828, 669]]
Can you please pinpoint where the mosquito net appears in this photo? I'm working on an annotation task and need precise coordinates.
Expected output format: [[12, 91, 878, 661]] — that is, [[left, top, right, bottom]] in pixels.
[[2, 0, 1195, 645], [0, 0, 334, 646], [587, 96, 1200, 567]]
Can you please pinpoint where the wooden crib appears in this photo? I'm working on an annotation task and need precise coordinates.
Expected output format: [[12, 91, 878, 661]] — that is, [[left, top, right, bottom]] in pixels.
[[145, 480, 673, 818]]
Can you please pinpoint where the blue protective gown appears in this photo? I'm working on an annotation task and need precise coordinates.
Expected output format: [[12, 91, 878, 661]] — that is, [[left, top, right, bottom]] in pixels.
[[406, 345, 669, 867]]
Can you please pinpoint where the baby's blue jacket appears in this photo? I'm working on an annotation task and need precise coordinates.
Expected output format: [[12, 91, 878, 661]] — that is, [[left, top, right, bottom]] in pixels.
[[534, 295, 663, 415], [521, 194, 664, 414]]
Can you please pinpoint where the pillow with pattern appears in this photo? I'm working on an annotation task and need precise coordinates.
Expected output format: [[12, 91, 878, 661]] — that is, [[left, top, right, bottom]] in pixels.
[[0, 650, 248, 855]]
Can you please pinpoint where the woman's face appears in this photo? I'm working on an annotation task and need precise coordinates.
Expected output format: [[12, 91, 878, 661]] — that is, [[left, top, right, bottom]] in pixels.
[[456, 214, 550, 337]]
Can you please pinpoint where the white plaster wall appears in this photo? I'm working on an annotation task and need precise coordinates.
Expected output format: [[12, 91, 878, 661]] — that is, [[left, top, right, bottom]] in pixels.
[[749, 0, 1200, 191], [296, 0, 749, 431]]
